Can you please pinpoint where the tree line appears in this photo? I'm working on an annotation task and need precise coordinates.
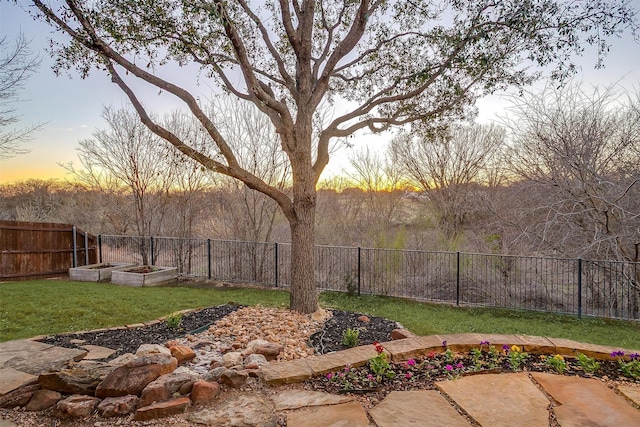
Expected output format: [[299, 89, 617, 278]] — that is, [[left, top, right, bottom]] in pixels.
[[2, 83, 638, 265]]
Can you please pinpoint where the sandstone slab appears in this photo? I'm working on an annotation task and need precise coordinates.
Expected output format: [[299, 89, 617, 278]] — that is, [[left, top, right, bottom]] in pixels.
[[380, 337, 437, 362], [38, 361, 115, 394], [3, 346, 87, 375], [80, 345, 117, 360], [0, 383, 40, 409], [286, 401, 369, 427], [532, 372, 640, 427], [619, 384, 640, 406], [516, 335, 555, 354], [271, 390, 354, 411], [438, 333, 486, 352], [259, 359, 312, 385], [134, 396, 190, 421], [304, 345, 379, 376], [220, 369, 249, 388], [369, 390, 468, 427], [0, 367, 36, 395], [436, 373, 549, 427], [188, 392, 276, 427]]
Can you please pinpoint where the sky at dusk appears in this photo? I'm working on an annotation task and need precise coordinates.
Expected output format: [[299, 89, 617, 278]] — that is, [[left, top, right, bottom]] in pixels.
[[1, 1, 639, 185]]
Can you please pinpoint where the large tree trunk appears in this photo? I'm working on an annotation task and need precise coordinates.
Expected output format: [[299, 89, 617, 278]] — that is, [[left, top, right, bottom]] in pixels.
[[288, 128, 319, 313], [289, 200, 318, 313]]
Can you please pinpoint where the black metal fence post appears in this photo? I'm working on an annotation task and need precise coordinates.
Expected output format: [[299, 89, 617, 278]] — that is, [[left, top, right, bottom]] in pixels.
[[84, 231, 89, 265], [98, 235, 103, 263], [72, 225, 78, 268], [150, 236, 155, 266], [456, 252, 461, 305], [357, 247, 362, 296], [577, 258, 583, 319], [274, 242, 279, 287], [207, 239, 212, 280]]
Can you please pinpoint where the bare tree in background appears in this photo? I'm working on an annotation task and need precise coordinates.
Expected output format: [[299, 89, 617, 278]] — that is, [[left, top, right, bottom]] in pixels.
[[343, 147, 407, 247], [0, 33, 40, 158], [67, 107, 214, 264], [504, 83, 640, 262], [391, 124, 505, 239]]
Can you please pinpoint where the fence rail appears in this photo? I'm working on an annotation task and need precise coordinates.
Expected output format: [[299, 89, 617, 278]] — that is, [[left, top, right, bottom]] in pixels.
[[98, 234, 640, 321]]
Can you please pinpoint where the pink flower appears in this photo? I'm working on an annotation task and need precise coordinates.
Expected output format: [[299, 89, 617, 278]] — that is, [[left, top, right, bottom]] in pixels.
[[367, 374, 374, 381], [427, 351, 436, 359], [326, 373, 333, 380], [445, 365, 453, 371], [456, 362, 464, 369], [405, 372, 412, 379], [406, 358, 416, 367]]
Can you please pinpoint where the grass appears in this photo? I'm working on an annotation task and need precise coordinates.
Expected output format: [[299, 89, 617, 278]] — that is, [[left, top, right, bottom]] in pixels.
[[1, 280, 639, 350]]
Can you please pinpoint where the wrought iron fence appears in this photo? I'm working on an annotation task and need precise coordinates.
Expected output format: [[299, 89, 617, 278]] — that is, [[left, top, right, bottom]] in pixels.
[[98, 235, 640, 321]]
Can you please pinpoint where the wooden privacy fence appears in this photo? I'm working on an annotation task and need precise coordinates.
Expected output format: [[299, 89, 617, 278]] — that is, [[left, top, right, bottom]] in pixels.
[[0, 220, 97, 280]]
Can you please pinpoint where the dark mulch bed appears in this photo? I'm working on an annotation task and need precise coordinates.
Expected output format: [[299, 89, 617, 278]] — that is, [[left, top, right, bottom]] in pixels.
[[37, 304, 242, 360], [309, 310, 401, 354]]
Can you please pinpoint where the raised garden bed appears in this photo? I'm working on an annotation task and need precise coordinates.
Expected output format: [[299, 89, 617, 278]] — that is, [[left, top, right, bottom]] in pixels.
[[69, 262, 138, 282], [111, 265, 178, 287]]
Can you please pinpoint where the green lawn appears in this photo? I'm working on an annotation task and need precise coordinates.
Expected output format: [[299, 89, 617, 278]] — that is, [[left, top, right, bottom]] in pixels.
[[1, 280, 639, 350]]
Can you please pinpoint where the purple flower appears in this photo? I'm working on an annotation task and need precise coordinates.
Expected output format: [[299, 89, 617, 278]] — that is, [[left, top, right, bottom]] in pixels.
[[406, 358, 416, 367], [480, 341, 490, 346], [442, 340, 448, 348], [502, 344, 510, 353], [445, 365, 453, 371], [630, 353, 640, 360], [610, 350, 625, 358], [326, 373, 333, 380]]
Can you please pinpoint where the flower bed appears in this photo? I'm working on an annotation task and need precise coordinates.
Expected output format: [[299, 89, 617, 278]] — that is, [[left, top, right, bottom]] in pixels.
[[312, 341, 640, 394], [68, 262, 138, 282]]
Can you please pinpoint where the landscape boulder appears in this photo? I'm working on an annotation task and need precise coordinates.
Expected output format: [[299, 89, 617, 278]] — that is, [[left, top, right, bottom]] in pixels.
[[38, 361, 115, 395], [138, 371, 198, 407], [134, 396, 191, 421], [54, 394, 101, 418], [95, 354, 178, 398], [97, 395, 139, 418], [25, 389, 62, 411], [190, 380, 221, 405]]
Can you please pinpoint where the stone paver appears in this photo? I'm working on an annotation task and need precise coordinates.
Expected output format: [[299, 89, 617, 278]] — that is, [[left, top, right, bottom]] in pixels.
[[436, 373, 550, 426], [516, 335, 555, 354], [3, 346, 87, 375], [619, 384, 640, 407], [0, 368, 37, 395], [286, 401, 369, 427], [271, 390, 353, 411], [0, 340, 53, 367], [81, 345, 117, 360], [532, 372, 640, 427], [382, 335, 443, 362], [304, 345, 379, 376], [369, 390, 468, 427], [259, 359, 312, 385]]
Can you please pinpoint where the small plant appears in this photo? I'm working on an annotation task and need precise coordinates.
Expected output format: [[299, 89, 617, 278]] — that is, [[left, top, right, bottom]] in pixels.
[[576, 353, 600, 374], [166, 312, 182, 329], [341, 327, 360, 348], [369, 341, 395, 381], [612, 351, 640, 380], [545, 354, 567, 374], [470, 347, 484, 371], [505, 345, 528, 371]]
